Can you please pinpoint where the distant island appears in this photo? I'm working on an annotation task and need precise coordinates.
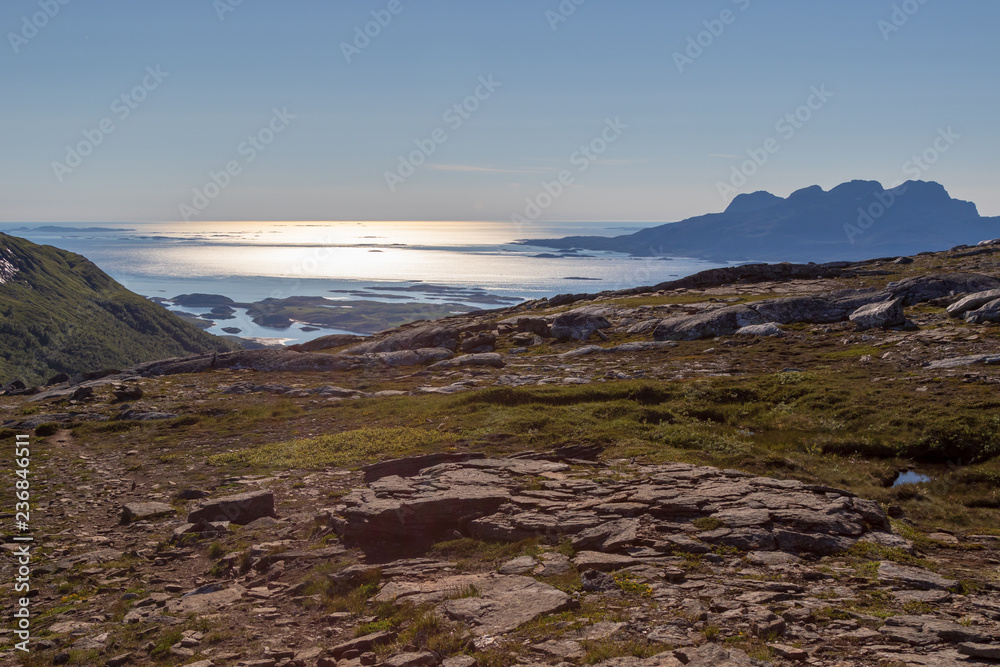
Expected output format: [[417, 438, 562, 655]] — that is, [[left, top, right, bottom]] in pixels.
[[519, 180, 1000, 263]]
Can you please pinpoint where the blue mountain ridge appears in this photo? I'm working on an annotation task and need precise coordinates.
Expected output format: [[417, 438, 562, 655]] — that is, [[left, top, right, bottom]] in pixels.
[[519, 180, 999, 263]]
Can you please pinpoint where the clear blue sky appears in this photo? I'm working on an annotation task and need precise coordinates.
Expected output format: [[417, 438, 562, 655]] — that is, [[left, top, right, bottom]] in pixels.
[[2, 0, 997, 223]]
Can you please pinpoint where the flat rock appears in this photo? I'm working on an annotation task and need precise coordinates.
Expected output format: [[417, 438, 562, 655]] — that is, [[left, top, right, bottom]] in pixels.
[[382, 651, 438, 667], [926, 353, 1000, 369], [958, 642, 1000, 659], [532, 639, 585, 661], [165, 585, 244, 614], [673, 644, 758, 666], [437, 574, 573, 636], [376, 574, 489, 605], [573, 551, 636, 571], [746, 550, 800, 566], [498, 555, 537, 575], [877, 561, 957, 590]]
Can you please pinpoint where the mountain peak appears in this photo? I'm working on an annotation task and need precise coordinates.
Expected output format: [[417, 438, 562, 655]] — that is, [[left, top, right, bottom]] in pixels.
[[786, 184, 826, 201], [723, 191, 783, 215]]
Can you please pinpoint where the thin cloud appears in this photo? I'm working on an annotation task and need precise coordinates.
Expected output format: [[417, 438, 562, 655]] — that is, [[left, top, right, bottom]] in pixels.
[[591, 159, 639, 166], [428, 164, 547, 174], [707, 153, 740, 159]]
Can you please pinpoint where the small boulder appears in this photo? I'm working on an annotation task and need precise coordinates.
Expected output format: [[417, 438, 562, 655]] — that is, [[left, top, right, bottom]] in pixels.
[[945, 288, 1000, 317], [186, 490, 275, 525], [120, 502, 175, 525], [964, 297, 1000, 324], [461, 333, 497, 353], [513, 317, 551, 337], [112, 386, 144, 402], [382, 652, 438, 667], [550, 311, 611, 341], [849, 299, 905, 330]]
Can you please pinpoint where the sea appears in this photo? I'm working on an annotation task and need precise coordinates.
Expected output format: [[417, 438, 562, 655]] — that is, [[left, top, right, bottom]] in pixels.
[[1, 221, 728, 344]]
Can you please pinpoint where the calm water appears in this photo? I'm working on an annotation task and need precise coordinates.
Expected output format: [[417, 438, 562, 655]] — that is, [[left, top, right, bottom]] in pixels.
[[3, 221, 727, 342]]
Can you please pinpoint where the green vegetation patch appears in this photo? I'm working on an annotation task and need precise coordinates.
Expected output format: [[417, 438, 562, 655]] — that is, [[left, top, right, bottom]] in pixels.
[[209, 426, 447, 470]]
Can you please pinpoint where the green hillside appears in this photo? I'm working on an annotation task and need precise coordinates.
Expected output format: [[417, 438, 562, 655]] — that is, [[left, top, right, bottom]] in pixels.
[[0, 233, 235, 385]]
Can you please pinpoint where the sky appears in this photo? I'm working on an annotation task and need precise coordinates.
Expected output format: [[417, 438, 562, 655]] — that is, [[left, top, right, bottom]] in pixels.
[[1, 0, 998, 224]]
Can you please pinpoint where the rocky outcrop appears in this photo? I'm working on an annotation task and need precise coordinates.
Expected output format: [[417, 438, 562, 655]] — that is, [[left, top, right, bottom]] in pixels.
[[345, 325, 460, 354], [130, 349, 362, 377], [654, 273, 1000, 341], [888, 273, 1000, 305], [331, 456, 902, 557], [653, 306, 766, 342], [288, 334, 367, 352], [333, 458, 567, 551], [368, 348, 454, 367]]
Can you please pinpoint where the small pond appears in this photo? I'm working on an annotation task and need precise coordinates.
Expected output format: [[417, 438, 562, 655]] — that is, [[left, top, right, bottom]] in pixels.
[[892, 470, 933, 487]]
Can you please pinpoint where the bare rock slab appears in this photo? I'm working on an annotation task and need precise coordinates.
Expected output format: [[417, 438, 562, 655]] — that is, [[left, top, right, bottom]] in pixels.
[[878, 561, 958, 590], [573, 551, 636, 571], [333, 455, 899, 557], [186, 490, 275, 525], [437, 574, 574, 636], [165, 584, 244, 615], [959, 643, 1000, 660]]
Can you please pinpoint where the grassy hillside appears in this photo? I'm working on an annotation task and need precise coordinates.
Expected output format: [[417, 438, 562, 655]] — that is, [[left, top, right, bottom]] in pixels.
[[0, 233, 234, 385]]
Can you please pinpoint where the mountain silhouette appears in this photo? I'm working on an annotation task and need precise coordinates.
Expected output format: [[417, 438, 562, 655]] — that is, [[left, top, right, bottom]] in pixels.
[[520, 180, 999, 262]]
